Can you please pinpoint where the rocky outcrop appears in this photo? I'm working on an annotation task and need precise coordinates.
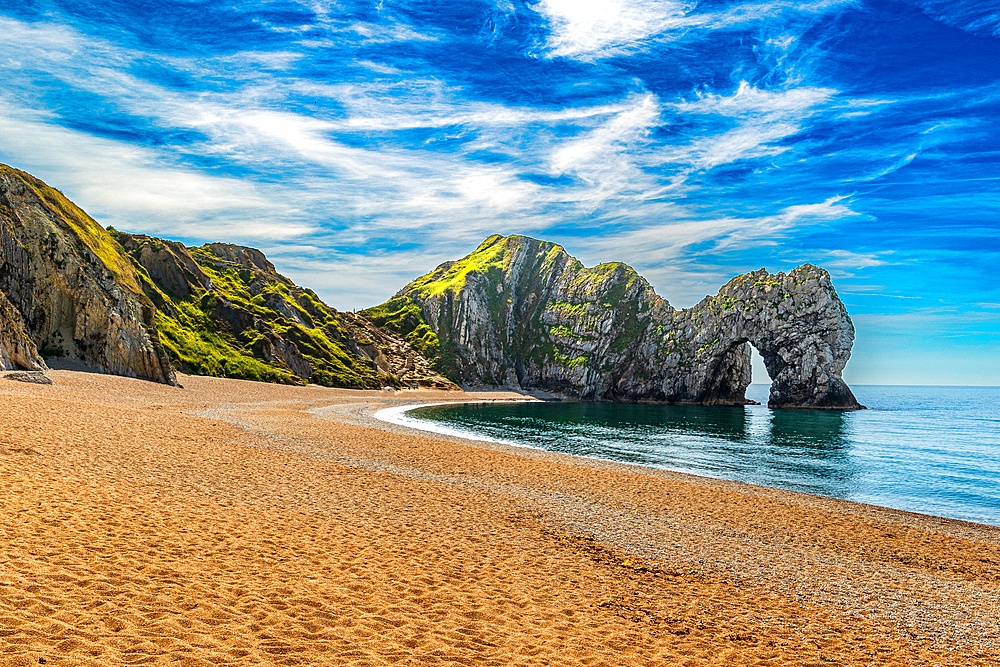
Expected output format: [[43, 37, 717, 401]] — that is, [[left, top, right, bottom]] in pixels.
[[0, 165, 175, 384], [366, 235, 862, 410], [2, 370, 53, 385], [0, 290, 45, 371], [114, 232, 457, 390], [0, 165, 860, 404]]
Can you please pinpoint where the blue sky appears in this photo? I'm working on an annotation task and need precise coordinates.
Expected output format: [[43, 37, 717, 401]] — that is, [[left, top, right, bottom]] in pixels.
[[0, 0, 997, 384]]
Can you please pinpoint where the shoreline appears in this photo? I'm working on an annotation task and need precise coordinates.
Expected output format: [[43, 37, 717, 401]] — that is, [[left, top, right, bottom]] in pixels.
[[2, 370, 998, 665], [366, 396, 1000, 535], [371, 400, 536, 448]]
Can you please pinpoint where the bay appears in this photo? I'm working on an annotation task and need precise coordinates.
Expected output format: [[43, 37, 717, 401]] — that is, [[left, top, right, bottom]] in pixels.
[[404, 386, 1000, 526]]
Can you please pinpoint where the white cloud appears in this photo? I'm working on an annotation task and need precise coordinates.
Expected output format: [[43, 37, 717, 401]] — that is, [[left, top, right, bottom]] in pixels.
[[0, 102, 309, 242], [535, 0, 690, 59], [0, 8, 901, 313], [915, 0, 1000, 37], [553, 195, 862, 304], [658, 81, 837, 173], [533, 0, 856, 60], [822, 249, 893, 269], [673, 80, 836, 117], [547, 93, 663, 207]]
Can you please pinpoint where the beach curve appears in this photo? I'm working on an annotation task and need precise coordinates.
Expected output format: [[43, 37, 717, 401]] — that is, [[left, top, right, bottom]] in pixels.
[[1, 369, 998, 666]]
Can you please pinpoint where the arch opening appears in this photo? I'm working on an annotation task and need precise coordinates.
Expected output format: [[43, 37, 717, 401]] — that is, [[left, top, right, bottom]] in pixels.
[[701, 339, 779, 406], [750, 344, 772, 388], [746, 343, 772, 407]]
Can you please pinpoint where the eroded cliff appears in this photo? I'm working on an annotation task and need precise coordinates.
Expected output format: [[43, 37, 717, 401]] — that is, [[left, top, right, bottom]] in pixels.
[[365, 235, 862, 410], [113, 232, 455, 390], [0, 164, 454, 390], [0, 166, 175, 383]]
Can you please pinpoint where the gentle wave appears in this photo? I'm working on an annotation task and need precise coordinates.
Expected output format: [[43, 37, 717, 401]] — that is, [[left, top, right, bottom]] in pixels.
[[399, 387, 1000, 527], [373, 402, 531, 449]]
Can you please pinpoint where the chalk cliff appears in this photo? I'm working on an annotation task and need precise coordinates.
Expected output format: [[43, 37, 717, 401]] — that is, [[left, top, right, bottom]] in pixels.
[[0, 289, 45, 372], [0, 165, 860, 405], [0, 164, 453, 390], [365, 235, 862, 410]]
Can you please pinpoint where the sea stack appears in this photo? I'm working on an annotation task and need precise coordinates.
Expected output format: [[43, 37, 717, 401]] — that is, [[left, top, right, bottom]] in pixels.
[[366, 234, 863, 410]]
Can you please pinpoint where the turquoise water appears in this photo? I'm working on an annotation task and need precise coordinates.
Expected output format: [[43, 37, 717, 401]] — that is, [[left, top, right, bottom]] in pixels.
[[407, 386, 1000, 526]]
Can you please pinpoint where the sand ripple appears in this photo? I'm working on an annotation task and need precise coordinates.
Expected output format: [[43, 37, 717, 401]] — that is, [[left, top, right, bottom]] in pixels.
[[1, 371, 998, 665]]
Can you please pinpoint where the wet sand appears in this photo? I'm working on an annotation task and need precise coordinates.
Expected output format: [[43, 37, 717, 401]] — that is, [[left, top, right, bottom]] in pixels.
[[1, 370, 998, 666]]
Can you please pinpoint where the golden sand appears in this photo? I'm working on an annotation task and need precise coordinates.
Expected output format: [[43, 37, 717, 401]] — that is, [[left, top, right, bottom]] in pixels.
[[1, 370, 997, 666]]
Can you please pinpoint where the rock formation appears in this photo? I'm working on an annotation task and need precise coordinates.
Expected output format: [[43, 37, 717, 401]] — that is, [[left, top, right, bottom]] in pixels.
[[365, 235, 863, 410], [2, 370, 53, 385], [0, 165, 860, 404], [113, 232, 456, 390], [0, 290, 45, 372], [0, 165, 175, 384], [0, 164, 454, 391]]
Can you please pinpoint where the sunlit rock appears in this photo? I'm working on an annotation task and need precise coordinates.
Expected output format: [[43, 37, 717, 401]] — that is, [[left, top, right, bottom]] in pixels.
[[367, 235, 863, 410], [0, 165, 176, 384]]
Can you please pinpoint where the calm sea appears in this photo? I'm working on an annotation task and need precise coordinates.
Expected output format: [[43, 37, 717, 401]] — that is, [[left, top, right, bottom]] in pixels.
[[399, 386, 1000, 526]]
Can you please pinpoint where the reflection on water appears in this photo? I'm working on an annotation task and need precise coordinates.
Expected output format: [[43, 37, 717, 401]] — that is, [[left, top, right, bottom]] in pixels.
[[411, 399, 858, 499], [408, 386, 1000, 526], [770, 408, 848, 446]]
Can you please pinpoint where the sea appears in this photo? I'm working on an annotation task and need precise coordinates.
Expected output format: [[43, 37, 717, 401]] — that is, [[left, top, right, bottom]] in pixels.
[[381, 385, 1000, 527]]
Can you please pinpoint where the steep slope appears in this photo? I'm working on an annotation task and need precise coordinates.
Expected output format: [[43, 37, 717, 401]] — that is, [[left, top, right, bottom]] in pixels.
[[0, 165, 175, 383], [365, 234, 862, 410], [113, 232, 455, 389], [0, 290, 45, 371]]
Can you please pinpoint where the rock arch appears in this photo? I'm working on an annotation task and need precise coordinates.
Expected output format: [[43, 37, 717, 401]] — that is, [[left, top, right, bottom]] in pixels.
[[369, 235, 863, 410], [668, 265, 862, 410]]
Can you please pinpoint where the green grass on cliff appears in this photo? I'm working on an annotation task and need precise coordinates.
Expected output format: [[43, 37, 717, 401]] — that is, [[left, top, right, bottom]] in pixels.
[[363, 234, 659, 383], [405, 234, 509, 298], [1, 166, 143, 296], [153, 308, 301, 384], [115, 233, 392, 388], [362, 235, 539, 380], [361, 297, 440, 363]]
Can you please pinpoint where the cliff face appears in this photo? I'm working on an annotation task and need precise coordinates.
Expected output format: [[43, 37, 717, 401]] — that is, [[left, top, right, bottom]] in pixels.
[[0, 166, 175, 384], [0, 164, 858, 403], [365, 235, 862, 410], [113, 233, 455, 390], [0, 164, 453, 391], [0, 290, 45, 371]]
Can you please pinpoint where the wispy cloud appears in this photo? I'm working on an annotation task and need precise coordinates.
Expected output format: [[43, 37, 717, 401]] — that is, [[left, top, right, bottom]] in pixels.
[[533, 0, 690, 59], [914, 0, 1000, 37], [822, 249, 893, 269], [0, 0, 997, 384], [532, 0, 856, 60], [553, 195, 862, 305], [0, 103, 309, 242]]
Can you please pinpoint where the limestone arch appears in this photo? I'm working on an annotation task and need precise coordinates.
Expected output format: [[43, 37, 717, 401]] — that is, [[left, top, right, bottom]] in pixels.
[[693, 265, 862, 410]]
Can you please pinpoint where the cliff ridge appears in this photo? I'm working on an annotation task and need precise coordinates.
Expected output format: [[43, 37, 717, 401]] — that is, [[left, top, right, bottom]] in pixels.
[[365, 235, 862, 410]]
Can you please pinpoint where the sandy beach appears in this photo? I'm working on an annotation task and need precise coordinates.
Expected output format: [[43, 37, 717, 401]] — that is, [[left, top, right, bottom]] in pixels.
[[1, 370, 998, 666]]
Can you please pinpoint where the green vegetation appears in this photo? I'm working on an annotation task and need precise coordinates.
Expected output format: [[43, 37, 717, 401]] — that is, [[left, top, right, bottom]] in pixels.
[[114, 232, 393, 388], [362, 234, 664, 384], [361, 296, 440, 363], [153, 308, 300, 384], [404, 234, 510, 298], [547, 301, 590, 317], [2, 166, 143, 296], [548, 325, 594, 341], [554, 351, 588, 370]]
